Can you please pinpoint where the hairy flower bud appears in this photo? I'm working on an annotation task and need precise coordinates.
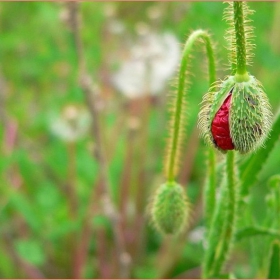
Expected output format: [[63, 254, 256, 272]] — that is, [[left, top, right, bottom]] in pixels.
[[150, 182, 190, 235], [199, 75, 273, 154]]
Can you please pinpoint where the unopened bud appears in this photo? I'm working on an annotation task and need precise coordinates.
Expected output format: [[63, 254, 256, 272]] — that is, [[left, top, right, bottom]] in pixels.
[[150, 182, 190, 235], [199, 75, 273, 154]]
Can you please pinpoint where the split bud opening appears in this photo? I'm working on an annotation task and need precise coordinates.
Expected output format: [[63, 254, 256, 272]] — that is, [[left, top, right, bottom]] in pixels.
[[199, 75, 273, 154]]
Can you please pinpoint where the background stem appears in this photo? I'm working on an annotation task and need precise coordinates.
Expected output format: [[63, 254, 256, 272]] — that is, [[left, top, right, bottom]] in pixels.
[[68, 2, 130, 278]]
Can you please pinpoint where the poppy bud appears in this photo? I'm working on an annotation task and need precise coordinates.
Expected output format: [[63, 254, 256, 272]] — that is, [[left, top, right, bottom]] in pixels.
[[199, 75, 273, 154], [150, 182, 190, 235]]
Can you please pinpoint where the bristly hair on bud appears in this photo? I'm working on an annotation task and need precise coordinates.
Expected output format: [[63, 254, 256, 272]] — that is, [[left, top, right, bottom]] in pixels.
[[223, 2, 255, 73], [150, 182, 190, 235], [230, 76, 272, 153], [198, 75, 273, 154]]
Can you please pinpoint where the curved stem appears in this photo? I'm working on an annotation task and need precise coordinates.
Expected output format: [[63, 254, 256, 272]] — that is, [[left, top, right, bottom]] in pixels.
[[234, 2, 249, 80], [203, 36, 217, 226], [203, 33, 217, 234], [165, 30, 216, 182]]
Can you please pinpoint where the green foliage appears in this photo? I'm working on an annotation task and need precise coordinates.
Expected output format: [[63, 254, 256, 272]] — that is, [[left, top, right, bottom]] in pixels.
[[268, 241, 280, 279], [15, 239, 46, 266], [240, 111, 280, 197], [0, 1, 279, 279]]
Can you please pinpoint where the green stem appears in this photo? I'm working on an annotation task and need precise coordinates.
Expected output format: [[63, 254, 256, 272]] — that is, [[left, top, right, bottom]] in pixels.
[[233, 2, 249, 81], [204, 149, 217, 228], [204, 35, 217, 225], [230, 35, 237, 75], [209, 151, 238, 277], [165, 30, 216, 182], [203, 32, 217, 235], [203, 174, 227, 278], [203, 151, 238, 278]]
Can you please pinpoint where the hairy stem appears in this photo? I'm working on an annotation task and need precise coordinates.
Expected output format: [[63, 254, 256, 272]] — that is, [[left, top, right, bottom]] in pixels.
[[203, 175, 228, 278], [210, 151, 238, 277], [203, 151, 238, 278], [204, 148, 216, 228], [233, 2, 249, 80], [165, 29, 216, 182], [203, 37, 217, 231]]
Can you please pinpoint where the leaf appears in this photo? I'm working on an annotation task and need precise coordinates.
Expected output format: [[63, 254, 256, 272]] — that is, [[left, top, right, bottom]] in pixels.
[[236, 226, 280, 241], [240, 109, 280, 197], [268, 241, 280, 279], [10, 193, 42, 233], [0, 241, 16, 277], [48, 219, 81, 240], [15, 239, 46, 266]]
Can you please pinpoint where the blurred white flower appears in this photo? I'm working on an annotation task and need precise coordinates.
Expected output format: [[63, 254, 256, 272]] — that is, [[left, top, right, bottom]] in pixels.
[[107, 19, 125, 35], [188, 226, 205, 243], [135, 22, 150, 36], [103, 3, 117, 18], [112, 31, 180, 99], [50, 104, 91, 142], [147, 5, 163, 20]]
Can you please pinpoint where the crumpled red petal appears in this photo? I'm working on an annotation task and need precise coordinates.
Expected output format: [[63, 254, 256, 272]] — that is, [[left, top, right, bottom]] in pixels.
[[211, 94, 234, 150]]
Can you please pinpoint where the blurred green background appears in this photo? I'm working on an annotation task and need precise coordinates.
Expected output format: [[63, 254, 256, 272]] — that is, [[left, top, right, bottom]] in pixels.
[[0, 2, 280, 278]]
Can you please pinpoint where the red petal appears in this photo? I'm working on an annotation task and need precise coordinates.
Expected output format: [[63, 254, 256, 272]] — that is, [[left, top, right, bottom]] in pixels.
[[211, 94, 234, 150]]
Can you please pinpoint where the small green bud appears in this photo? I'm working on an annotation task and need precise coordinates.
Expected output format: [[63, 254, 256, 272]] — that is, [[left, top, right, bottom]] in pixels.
[[199, 75, 273, 154], [151, 181, 190, 235]]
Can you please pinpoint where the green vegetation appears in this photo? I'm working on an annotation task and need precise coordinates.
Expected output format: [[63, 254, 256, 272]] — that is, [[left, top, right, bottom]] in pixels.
[[0, 2, 280, 278]]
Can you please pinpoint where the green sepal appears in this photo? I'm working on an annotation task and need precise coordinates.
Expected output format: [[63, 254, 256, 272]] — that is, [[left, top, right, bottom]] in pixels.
[[230, 75, 273, 154]]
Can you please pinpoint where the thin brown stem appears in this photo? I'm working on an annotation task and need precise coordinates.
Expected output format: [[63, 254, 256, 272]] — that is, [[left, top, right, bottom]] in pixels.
[[132, 95, 151, 262], [65, 141, 80, 278], [75, 115, 125, 278], [66, 142, 78, 218], [68, 2, 131, 278]]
